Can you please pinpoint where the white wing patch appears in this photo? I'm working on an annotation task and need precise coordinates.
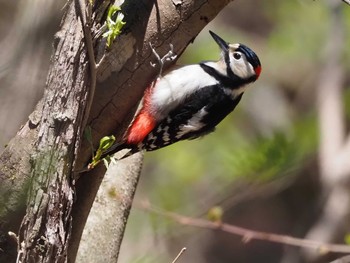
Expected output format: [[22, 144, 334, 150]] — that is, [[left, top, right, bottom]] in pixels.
[[162, 126, 170, 142], [176, 107, 207, 139]]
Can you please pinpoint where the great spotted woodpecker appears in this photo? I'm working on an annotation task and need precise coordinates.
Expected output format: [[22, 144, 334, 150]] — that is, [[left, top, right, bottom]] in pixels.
[[98, 31, 261, 162]]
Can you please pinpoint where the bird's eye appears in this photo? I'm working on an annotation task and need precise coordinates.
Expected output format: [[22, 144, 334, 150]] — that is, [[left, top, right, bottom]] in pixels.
[[233, 52, 241, 60]]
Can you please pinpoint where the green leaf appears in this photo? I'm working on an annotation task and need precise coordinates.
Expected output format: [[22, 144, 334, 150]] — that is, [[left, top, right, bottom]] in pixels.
[[103, 5, 126, 47], [88, 135, 116, 169], [99, 135, 116, 151]]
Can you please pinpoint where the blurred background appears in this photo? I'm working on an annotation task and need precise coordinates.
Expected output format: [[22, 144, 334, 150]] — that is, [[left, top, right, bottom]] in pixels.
[[1, 0, 350, 262]]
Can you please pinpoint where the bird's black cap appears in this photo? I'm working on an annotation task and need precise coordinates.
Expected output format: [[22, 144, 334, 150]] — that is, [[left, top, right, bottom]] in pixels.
[[236, 44, 261, 71]]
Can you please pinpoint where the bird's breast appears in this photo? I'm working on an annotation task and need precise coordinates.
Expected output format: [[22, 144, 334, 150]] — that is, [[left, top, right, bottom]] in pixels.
[[149, 64, 218, 120]]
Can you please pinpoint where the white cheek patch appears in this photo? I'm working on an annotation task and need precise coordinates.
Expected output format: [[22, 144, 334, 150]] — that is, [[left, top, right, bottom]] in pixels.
[[228, 46, 256, 80], [231, 60, 255, 79]]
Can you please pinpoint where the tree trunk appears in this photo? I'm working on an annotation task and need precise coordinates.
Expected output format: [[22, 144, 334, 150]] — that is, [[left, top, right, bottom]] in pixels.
[[16, 2, 89, 261], [0, 0, 233, 262]]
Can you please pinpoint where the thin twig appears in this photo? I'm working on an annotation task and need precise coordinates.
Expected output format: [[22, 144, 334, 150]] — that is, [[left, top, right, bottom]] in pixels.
[[75, 0, 97, 129], [139, 202, 350, 255], [171, 247, 187, 263]]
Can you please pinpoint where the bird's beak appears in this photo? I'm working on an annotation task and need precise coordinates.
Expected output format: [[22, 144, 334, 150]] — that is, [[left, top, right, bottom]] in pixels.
[[209, 30, 229, 52]]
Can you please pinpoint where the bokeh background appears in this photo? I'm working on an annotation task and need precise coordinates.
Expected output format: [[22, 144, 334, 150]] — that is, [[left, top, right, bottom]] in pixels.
[[1, 0, 350, 262]]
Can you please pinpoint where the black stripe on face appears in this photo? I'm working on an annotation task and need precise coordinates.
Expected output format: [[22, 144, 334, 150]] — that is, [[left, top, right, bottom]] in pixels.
[[199, 62, 255, 88], [224, 50, 236, 80]]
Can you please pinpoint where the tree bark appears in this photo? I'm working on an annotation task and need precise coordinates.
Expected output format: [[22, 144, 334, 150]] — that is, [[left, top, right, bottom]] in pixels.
[[17, 2, 89, 261], [0, 0, 233, 262]]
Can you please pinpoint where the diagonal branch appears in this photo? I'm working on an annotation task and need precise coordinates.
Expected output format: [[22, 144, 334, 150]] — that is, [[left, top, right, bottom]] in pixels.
[[139, 202, 350, 254]]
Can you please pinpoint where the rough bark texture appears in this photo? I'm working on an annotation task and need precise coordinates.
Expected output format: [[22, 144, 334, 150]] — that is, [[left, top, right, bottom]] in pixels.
[[17, 2, 89, 261], [0, 1, 64, 261], [0, 0, 233, 262]]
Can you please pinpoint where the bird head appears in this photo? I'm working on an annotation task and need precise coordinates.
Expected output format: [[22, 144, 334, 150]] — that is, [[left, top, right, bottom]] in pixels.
[[209, 30, 261, 82]]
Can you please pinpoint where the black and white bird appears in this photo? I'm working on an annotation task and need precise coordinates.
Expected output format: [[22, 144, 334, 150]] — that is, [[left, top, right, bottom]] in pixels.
[[97, 31, 261, 162]]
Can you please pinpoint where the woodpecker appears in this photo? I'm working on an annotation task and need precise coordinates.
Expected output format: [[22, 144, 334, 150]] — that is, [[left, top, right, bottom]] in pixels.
[[97, 31, 261, 163]]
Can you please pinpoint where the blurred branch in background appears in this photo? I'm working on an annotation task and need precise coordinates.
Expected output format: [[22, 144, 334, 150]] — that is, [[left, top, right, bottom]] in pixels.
[[139, 201, 350, 254]]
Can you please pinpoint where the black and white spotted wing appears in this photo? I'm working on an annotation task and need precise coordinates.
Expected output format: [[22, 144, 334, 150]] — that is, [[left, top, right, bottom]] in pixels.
[[137, 84, 243, 152]]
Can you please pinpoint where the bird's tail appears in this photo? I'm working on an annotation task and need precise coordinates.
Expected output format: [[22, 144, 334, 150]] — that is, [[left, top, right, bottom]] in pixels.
[[99, 141, 129, 160], [98, 142, 140, 165]]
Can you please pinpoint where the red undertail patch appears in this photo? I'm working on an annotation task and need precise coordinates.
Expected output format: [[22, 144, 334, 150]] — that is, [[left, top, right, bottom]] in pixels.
[[126, 81, 158, 145], [126, 111, 156, 145]]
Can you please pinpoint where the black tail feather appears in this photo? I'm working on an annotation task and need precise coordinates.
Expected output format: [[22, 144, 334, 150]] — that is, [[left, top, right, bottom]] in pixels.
[[100, 141, 142, 162], [76, 142, 139, 174], [100, 142, 129, 160]]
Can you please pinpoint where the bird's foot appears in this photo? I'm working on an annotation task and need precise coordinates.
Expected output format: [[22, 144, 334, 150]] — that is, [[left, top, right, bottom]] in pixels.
[[149, 43, 177, 78]]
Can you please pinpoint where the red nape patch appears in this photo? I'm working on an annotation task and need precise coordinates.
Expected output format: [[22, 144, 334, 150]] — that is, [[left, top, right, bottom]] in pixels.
[[255, 66, 262, 78], [126, 111, 156, 145]]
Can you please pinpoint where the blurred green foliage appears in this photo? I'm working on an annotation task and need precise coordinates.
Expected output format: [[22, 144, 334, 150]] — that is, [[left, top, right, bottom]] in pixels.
[[267, 1, 328, 61], [143, 110, 318, 213], [344, 233, 350, 245], [140, 0, 345, 212], [344, 87, 350, 117], [121, 1, 350, 261]]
